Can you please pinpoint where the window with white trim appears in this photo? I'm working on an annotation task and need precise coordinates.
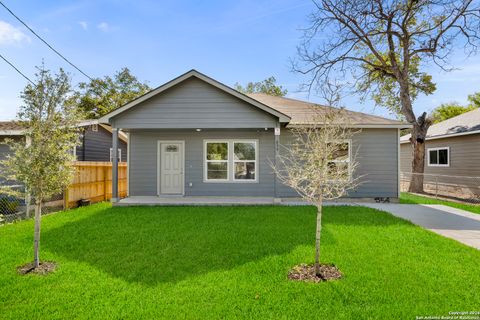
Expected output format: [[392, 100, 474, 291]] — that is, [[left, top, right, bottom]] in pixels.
[[205, 142, 229, 181], [110, 148, 122, 162], [204, 140, 258, 182], [327, 140, 351, 180], [428, 147, 449, 167]]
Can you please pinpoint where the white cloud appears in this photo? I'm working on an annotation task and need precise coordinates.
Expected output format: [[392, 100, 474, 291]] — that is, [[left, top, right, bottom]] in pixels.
[[0, 20, 30, 46], [78, 21, 88, 30], [97, 22, 111, 32]]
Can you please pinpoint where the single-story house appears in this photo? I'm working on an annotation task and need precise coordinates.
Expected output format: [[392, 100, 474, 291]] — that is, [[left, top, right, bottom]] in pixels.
[[0, 120, 127, 163], [400, 108, 480, 197], [100, 69, 409, 202]]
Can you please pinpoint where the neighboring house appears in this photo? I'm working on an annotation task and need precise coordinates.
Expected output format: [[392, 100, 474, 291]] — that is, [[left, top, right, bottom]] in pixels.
[[100, 70, 409, 201], [0, 122, 25, 186], [400, 108, 480, 175], [400, 108, 480, 198], [0, 120, 127, 163], [76, 120, 128, 162]]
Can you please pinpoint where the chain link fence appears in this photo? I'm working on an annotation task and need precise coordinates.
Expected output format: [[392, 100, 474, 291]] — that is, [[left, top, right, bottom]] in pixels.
[[400, 172, 480, 204], [0, 184, 64, 226]]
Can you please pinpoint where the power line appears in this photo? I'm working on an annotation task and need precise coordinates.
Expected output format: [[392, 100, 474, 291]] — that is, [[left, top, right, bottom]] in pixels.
[[0, 0, 94, 81], [0, 53, 34, 85]]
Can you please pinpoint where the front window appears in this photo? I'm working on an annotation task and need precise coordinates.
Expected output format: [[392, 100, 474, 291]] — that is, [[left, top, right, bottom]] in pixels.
[[428, 147, 449, 167], [204, 140, 258, 182], [234, 142, 256, 180], [327, 141, 351, 180], [205, 142, 228, 180]]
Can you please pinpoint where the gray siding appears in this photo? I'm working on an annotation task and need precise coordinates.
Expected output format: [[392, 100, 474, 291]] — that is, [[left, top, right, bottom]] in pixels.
[[400, 134, 480, 176], [76, 126, 127, 162], [0, 136, 23, 161], [276, 128, 399, 198], [112, 77, 277, 129], [129, 128, 399, 198], [129, 129, 275, 196], [0, 136, 24, 185]]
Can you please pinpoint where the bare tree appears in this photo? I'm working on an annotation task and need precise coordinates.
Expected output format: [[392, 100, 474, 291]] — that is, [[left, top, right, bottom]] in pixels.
[[273, 108, 360, 277], [294, 0, 480, 192]]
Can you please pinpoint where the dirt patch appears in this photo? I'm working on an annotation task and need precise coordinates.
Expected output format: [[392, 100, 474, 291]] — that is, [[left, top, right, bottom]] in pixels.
[[288, 263, 342, 283], [17, 261, 57, 275]]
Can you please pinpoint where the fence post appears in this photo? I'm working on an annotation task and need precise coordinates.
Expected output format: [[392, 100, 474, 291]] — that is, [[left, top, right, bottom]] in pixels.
[[104, 165, 108, 201], [63, 187, 69, 210], [435, 176, 438, 199]]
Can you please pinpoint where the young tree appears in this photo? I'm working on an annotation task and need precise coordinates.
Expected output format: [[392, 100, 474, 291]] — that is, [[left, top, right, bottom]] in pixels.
[[0, 65, 81, 271], [294, 0, 480, 192], [273, 108, 360, 278], [234, 76, 288, 96], [71, 67, 151, 118], [431, 102, 477, 123]]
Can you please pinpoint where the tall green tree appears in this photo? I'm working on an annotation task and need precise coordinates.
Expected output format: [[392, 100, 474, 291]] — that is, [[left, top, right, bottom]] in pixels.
[[234, 76, 287, 96], [467, 92, 480, 108], [431, 102, 477, 123], [295, 0, 480, 192], [72, 67, 151, 118], [0, 65, 81, 271]]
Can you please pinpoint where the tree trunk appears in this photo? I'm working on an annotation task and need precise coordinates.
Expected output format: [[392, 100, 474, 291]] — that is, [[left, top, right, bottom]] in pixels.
[[397, 81, 431, 194], [314, 202, 323, 277], [408, 119, 430, 193], [33, 201, 42, 269]]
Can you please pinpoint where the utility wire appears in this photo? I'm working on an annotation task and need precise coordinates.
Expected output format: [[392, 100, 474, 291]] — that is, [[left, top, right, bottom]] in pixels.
[[0, 53, 35, 85], [0, 0, 94, 81]]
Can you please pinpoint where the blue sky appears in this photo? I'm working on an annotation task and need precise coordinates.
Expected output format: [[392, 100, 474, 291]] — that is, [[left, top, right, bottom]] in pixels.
[[0, 0, 479, 120]]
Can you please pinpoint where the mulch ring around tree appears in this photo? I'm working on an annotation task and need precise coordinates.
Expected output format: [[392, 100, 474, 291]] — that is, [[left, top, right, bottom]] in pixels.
[[17, 261, 57, 275], [288, 263, 342, 283]]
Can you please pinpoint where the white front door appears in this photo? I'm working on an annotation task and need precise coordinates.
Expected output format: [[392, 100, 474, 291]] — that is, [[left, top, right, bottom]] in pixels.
[[159, 142, 184, 194]]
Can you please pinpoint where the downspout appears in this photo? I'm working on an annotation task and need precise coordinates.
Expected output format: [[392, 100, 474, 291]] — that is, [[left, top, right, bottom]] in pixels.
[[274, 121, 281, 203], [82, 127, 86, 161]]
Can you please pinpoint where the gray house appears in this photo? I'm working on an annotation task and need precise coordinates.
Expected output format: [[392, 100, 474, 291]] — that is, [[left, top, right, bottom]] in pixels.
[[400, 108, 480, 198], [100, 70, 409, 203], [0, 120, 127, 163], [400, 108, 480, 175]]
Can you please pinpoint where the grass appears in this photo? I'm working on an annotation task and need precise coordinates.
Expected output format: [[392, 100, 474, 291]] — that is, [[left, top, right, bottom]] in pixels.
[[1, 203, 479, 319], [400, 192, 480, 214]]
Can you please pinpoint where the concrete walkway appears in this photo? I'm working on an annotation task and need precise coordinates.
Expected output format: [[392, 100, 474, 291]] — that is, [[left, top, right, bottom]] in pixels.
[[361, 203, 480, 250]]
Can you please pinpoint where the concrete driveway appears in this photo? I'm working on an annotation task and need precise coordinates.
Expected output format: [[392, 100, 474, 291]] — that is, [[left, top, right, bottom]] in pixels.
[[361, 203, 480, 250]]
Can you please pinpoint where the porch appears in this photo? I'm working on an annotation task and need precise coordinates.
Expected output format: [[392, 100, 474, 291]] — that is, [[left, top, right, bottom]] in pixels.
[[113, 196, 376, 206]]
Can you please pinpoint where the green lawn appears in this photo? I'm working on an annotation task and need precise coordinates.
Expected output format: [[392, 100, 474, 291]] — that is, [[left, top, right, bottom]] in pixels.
[[400, 192, 480, 214], [1, 203, 479, 319]]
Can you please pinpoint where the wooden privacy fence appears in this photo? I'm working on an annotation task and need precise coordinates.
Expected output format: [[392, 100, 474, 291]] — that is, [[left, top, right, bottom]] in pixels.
[[64, 161, 127, 209]]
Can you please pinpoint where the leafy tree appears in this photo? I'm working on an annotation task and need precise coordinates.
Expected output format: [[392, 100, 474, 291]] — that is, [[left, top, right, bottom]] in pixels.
[[0, 65, 81, 271], [72, 67, 151, 118], [294, 0, 480, 192], [234, 76, 287, 96], [467, 92, 480, 108], [431, 102, 477, 123]]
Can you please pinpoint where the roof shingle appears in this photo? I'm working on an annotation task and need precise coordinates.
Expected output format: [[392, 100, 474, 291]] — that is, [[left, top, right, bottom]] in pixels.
[[247, 93, 407, 127], [400, 108, 480, 142]]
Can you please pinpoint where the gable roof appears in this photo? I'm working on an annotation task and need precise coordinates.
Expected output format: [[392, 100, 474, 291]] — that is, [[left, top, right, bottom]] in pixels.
[[0, 120, 128, 142], [400, 108, 480, 143], [99, 69, 291, 124], [0, 121, 23, 135], [248, 93, 409, 128]]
